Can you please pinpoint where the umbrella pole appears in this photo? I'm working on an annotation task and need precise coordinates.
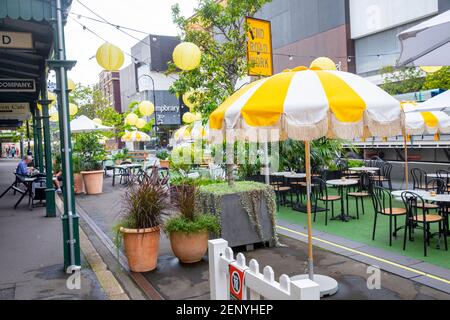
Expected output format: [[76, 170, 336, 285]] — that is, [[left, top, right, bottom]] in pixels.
[[305, 141, 314, 280]]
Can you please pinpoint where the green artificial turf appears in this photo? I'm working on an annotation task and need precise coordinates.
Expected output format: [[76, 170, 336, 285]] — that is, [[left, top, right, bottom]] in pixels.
[[276, 189, 450, 270]]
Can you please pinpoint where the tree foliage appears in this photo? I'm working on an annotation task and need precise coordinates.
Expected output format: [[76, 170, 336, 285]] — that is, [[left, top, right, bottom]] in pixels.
[[380, 66, 450, 95], [168, 0, 272, 119]]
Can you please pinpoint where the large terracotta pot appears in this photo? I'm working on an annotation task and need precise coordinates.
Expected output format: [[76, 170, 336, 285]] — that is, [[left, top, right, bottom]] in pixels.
[[120, 227, 160, 272], [73, 173, 85, 194], [169, 231, 208, 264], [81, 170, 104, 195], [160, 160, 170, 169]]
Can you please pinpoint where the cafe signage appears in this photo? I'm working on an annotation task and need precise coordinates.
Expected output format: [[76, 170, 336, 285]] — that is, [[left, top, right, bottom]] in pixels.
[[0, 31, 33, 50], [0, 79, 36, 92], [246, 17, 273, 77], [0, 103, 31, 121]]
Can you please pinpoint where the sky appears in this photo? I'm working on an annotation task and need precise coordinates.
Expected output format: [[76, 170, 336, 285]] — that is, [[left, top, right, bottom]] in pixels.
[[64, 0, 198, 86]]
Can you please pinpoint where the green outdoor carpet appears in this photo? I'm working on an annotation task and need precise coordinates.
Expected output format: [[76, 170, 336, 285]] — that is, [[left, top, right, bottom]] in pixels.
[[276, 192, 450, 270]]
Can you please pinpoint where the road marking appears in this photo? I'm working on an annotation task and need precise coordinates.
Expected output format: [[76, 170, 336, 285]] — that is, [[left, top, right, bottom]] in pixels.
[[277, 225, 450, 286]]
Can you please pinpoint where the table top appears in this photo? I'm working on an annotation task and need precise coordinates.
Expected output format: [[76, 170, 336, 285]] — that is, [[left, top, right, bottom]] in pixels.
[[273, 172, 306, 178], [113, 163, 142, 169], [391, 190, 430, 198], [426, 173, 440, 178], [327, 179, 358, 186], [348, 167, 380, 172], [422, 194, 450, 203]]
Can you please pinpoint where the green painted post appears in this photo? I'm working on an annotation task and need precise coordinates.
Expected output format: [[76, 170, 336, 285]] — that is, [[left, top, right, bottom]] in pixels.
[[50, 0, 80, 271], [35, 106, 45, 173], [32, 112, 39, 168], [38, 94, 56, 218]]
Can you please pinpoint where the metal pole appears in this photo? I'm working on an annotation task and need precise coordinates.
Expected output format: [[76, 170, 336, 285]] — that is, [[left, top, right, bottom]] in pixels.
[[35, 107, 44, 172], [403, 130, 409, 189], [55, 0, 79, 271], [26, 121, 31, 154], [305, 141, 314, 280]]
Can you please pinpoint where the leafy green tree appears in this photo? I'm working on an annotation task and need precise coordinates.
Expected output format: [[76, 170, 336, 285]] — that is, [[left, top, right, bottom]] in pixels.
[[380, 66, 425, 95], [169, 0, 272, 186], [423, 66, 450, 90], [168, 0, 272, 118]]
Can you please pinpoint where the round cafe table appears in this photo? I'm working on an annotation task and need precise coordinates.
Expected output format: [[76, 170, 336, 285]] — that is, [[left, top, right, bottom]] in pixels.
[[426, 173, 440, 178], [348, 167, 380, 172], [391, 189, 430, 200], [326, 179, 359, 222]]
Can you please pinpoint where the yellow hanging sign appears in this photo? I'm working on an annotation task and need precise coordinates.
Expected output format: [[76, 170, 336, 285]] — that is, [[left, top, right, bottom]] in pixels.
[[246, 17, 273, 77]]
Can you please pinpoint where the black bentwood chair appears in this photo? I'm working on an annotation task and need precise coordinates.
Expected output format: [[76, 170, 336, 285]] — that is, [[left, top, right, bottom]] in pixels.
[[401, 191, 448, 257], [411, 168, 428, 191], [312, 177, 341, 226], [347, 172, 372, 219], [371, 186, 407, 246]]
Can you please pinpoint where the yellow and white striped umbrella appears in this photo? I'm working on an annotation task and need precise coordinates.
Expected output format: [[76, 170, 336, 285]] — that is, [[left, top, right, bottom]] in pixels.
[[173, 121, 209, 143], [121, 131, 151, 142], [210, 67, 401, 142], [405, 111, 450, 136]]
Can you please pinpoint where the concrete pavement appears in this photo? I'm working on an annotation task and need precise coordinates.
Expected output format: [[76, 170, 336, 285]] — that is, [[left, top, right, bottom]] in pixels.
[[76, 174, 450, 300], [0, 159, 106, 300]]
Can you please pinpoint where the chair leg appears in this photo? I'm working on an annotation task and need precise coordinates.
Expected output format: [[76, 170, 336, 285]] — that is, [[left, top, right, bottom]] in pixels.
[[389, 215, 393, 246], [403, 217, 408, 251], [443, 220, 448, 251], [394, 216, 397, 237], [372, 212, 378, 240], [423, 223, 428, 257], [362, 198, 366, 215], [356, 197, 360, 220]]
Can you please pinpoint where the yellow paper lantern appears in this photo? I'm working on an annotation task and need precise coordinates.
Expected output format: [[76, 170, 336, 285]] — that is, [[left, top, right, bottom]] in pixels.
[[136, 118, 147, 129], [69, 103, 78, 116], [310, 57, 337, 71], [93, 118, 103, 125], [138, 101, 155, 116], [182, 91, 196, 110], [68, 79, 76, 91], [182, 112, 195, 124], [173, 42, 202, 71], [420, 66, 442, 73], [125, 113, 138, 126], [96, 43, 125, 71]]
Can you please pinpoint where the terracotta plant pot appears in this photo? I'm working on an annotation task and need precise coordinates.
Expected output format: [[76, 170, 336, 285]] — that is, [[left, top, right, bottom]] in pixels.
[[120, 227, 160, 272], [160, 160, 170, 169], [169, 231, 208, 263], [81, 170, 104, 195], [73, 173, 85, 194]]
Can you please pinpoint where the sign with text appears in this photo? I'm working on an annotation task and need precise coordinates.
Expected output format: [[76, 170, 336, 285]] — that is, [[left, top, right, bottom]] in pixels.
[[246, 17, 273, 77], [0, 79, 36, 92], [155, 105, 181, 126], [0, 103, 31, 121], [229, 264, 245, 300], [0, 31, 33, 49]]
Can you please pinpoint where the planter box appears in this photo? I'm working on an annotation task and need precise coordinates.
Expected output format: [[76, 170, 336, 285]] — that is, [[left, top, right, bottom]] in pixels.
[[202, 192, 275, 248]]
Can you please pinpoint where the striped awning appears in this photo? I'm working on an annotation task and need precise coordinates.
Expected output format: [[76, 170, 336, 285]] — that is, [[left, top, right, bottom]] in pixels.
[[209, 67, 401, 142], [173, 121, 209, 143], [405, 111, 450, 136]]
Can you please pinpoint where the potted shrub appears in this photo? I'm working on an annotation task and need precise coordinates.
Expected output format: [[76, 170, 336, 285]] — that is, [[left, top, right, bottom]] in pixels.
[[156, 150, 170, 169], [165, 183, 220, 263], [112, 148, 129, 165], [115, 168, 169, 272], [74, 133, 106, 195], [72, 154, 85, 194]]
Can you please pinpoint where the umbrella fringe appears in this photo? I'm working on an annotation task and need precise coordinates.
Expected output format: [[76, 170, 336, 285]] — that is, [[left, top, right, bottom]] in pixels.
[[366, 115, 403, 138]]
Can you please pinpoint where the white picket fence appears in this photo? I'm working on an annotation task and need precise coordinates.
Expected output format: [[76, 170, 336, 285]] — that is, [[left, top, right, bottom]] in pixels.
[[208, 239, 320, 300]]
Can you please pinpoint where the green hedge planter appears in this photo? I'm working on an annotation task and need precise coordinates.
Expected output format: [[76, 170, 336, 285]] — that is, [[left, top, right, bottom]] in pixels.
[[198, 181, 279, 248]]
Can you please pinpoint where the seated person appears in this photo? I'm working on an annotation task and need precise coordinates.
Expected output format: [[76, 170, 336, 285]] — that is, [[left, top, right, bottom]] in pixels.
[[53, 158, 63, 194], [16, 155, 33, 176]]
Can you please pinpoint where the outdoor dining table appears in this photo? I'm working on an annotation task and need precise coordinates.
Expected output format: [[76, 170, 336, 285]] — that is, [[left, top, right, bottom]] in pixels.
[[426, 173, 440, 178], [112, 163, 142, 186], [327, 179, 359, 222], [348, 167, 380, 172], [391, 189, 430, 200]]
